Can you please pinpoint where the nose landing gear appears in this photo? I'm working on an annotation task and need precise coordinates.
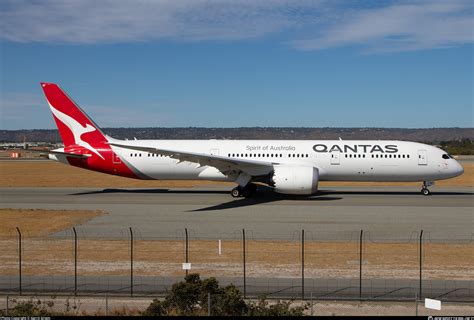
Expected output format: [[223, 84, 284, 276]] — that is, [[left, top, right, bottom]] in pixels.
[[421, 181, 434, 196]]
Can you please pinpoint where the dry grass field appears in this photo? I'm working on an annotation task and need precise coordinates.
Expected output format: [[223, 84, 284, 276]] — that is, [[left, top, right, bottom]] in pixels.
[[0, 208, 106, 237], [0, 161, 233, 188], [0, 160, 472, 187], [0, 209, 472, 280]]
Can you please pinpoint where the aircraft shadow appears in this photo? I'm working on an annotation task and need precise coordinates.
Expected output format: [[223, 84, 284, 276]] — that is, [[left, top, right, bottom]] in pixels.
[[70, 187, 343, 211], [189, 193, 343, 211]]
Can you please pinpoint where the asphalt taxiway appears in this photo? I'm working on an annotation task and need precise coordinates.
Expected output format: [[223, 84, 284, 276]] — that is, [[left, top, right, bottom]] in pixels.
[[1, 186, 472, 240]]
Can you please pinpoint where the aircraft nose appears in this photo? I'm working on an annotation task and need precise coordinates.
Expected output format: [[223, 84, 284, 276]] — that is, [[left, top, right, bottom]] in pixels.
[[453, 161, 464, 176]]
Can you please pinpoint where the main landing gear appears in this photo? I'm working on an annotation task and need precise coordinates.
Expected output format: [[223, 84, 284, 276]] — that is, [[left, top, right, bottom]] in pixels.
[[421, 181, 434, 196], [231, 183, 257, 198]]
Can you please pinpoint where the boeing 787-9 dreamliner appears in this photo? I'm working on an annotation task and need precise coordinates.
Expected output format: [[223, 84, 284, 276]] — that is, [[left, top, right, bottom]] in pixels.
[[40, 82, 464, 197]]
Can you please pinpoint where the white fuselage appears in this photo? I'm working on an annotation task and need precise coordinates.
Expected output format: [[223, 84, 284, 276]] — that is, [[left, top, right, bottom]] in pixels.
[[111, 140, 464, 182]]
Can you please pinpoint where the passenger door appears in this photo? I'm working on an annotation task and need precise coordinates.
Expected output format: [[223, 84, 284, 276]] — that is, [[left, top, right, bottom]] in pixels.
[[330, 152, 340, 165], [418, 150, 427, 165]]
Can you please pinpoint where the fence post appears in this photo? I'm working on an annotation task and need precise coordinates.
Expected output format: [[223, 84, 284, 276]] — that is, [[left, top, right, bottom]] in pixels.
[[310, 292, 313, 316], [242, 228, 246, 299], [208, 292, 211, 316], [359, 229, 363, 301], [105, 294, 109, 316], [301, 229, 305, 300], [16, 227, 22, 296], [415, 292, 418, 316], [130, 227, 133, 297], [185, 228, 189, 277], [419, 229, 423, 299], [6, 295, 8, 316], [73, 227, 78, 296]]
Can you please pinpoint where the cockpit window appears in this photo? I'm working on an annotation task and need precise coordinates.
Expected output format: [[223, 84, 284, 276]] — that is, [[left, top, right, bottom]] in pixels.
[[442, 154, 450, 159]]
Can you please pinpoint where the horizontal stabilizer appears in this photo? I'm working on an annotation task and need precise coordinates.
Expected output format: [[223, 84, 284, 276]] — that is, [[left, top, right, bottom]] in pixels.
[[48, 150, 92, 158], [29, 149, 92, 159]]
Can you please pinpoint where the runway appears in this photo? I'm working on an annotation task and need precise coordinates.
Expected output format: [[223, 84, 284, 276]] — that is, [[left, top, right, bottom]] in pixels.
[[1, 186, 472, 240]]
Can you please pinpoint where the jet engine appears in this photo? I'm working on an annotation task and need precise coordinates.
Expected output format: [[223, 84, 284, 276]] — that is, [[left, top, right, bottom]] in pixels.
[[272, 165, 319, 195]]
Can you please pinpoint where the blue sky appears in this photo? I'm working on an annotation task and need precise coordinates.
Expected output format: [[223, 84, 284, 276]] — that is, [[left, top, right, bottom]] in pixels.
[[1, 0, 473, 129]]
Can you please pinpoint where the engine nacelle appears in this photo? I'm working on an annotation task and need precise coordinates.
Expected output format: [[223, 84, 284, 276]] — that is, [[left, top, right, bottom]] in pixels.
[[272, 165, 319, 195]]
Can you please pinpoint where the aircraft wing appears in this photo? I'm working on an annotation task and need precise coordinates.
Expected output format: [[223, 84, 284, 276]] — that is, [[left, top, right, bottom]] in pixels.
[[108, 142, 274, 176]]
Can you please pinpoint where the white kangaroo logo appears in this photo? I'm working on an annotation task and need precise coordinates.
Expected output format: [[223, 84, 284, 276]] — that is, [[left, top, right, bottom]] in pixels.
[[48, 101, 105, 160]]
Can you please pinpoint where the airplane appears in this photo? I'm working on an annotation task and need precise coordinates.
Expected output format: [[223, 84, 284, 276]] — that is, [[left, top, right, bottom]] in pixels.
[[40, 82, 464, 197]]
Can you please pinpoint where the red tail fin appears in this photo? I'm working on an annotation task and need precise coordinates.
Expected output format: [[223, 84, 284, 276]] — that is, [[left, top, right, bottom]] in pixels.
[[40, 82, 107, 159]]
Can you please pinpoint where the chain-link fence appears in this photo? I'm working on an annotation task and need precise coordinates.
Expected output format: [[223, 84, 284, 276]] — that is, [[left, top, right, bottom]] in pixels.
[[0, 228, 472, 302]]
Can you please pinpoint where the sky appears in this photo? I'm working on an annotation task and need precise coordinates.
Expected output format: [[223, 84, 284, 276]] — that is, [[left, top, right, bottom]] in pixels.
[[0, 0, 473, 130]]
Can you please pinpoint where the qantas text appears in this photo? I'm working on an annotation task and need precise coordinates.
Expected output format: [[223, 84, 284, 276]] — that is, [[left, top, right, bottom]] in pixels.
[[312, 144, 398, 153]]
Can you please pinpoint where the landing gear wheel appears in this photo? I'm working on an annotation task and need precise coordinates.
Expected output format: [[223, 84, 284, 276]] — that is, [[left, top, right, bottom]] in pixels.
[[231, 187, 241, 198], [421, 181, 433, 196]]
